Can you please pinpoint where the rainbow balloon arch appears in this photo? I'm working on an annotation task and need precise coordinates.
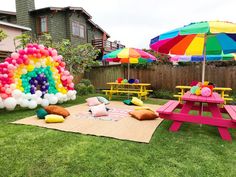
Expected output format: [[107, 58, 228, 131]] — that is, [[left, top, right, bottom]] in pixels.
[[0, 43, 77, 110]]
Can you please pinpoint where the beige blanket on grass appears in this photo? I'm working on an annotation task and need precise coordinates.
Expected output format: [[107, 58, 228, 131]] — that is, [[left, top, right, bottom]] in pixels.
[[12, 101, 162, 143]]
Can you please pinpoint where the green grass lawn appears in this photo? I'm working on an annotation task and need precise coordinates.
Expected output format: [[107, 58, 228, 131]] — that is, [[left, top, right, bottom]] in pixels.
[[0, 94, 236, 177]]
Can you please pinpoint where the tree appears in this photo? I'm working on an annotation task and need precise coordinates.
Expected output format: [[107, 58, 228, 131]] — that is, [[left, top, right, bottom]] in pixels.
[[54, 40, 100, 74], [0, 30, 7, 41]]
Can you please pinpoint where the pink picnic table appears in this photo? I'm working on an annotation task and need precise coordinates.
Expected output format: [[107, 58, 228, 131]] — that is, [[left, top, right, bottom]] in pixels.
[[157, 91, 236, 141]]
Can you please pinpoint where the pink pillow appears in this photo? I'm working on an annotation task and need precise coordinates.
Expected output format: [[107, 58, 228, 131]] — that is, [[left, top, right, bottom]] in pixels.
[[90, 104, 108, 117], [86, 97, 101, 106]]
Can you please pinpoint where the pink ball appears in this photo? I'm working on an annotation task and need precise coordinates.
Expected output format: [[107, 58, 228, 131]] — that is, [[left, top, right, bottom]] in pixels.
[[201, 87, 211, 97], [18, 49, 25, 55], [51, 49, 57, 56], [11, 52, 19, 59], [16, 58, 23, 64], [69, 83, 74, 88]]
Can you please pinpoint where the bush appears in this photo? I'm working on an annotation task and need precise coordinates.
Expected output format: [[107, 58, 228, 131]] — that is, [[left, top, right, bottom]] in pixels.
[[152, 89, 175, 99], [79, 79, 92, 87], [75, 79, 95, 96]]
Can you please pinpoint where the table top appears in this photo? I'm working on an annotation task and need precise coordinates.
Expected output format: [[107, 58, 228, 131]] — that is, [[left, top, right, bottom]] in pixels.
[[176, 85, 232, 91], [107, 82, 151, 86], [182, 91, 224, 104]]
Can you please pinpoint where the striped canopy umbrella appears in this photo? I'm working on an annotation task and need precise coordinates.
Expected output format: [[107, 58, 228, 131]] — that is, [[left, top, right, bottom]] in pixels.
[[170, 53, 236, 62], [150, 21, 236, 82], [103, 48, 157, 79]]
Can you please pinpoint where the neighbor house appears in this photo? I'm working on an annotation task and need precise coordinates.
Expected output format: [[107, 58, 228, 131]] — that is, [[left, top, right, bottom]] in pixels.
[[0, 21, 31, 59], [0, 0, 124, 56]]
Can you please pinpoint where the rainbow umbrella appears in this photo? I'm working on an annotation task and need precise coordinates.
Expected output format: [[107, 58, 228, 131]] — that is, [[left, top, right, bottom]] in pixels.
[[150, 21, 236, 82], [170, 53, 236, 62], [103, 48, 157, 79]]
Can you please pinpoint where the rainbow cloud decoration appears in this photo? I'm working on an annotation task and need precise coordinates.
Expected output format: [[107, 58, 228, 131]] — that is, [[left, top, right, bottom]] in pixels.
[[0, 43, 77, 110]]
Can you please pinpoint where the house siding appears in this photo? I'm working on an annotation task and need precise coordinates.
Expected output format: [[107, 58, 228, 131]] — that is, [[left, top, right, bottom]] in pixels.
[[49, 12, 67, 42], [69, 12, 88, 46], [15, 0, 35, 28]]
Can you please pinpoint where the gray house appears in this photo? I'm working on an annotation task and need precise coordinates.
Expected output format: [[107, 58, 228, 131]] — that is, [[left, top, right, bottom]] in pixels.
[[0, 0, 124, 55]]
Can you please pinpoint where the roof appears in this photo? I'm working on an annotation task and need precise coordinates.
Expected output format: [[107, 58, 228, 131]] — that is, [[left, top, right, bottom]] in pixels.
[[0, 21, 31, 31], [29, 6, 110, 38], [0, 10, 16, 16], [29, 6, 92, 18]]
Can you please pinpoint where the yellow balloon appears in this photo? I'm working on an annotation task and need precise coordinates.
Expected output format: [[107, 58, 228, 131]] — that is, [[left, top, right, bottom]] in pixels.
[[196, 88, 201, 96], [27, 65, 34, 71]]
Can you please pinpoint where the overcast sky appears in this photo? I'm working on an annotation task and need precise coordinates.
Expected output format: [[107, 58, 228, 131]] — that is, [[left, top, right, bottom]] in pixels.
[[1, 0, 235, 48]]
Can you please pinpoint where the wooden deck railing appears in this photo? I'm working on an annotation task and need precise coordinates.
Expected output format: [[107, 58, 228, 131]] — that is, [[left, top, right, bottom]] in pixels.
[[92, 39, 125, 53]]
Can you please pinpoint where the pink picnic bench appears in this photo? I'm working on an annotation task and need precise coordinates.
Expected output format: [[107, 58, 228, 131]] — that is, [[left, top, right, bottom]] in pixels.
[[157, 92, 236, 141]]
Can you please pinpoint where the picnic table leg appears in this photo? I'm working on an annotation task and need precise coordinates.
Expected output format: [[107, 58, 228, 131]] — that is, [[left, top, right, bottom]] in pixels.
[[169, 101, 194, 132], [208, 103, 232, 141]]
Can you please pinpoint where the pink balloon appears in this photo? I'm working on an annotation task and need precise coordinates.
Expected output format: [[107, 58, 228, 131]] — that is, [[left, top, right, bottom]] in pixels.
[[16, 58, 23, 64], [69, 83, 74, 88], [11, 52, 19, 59], [18, 49, 25, 55], [51, 49, 57, 56]]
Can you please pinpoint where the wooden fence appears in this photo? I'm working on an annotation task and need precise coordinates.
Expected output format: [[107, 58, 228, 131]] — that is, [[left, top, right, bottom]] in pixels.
[[84, 64, 236, 91]]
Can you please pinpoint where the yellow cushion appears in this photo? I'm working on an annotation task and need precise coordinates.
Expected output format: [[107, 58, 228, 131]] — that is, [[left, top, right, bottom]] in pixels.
[[134, 106, 154, 112], [45, 114, 64, 123], [131, 97, 143, 106]]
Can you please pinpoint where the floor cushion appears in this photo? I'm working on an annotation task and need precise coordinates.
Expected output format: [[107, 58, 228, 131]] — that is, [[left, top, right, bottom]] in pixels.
[[86, 97, 101, 106], [90, 104, 108, 117], [36, 108, 48, 119], [44, 105, 70, 118], [123, 99, 134, 105], [129, 110, 159, 120], [131, 97, 143, 106], [97, 96, 109, 105], [45, 114, 64, 123]]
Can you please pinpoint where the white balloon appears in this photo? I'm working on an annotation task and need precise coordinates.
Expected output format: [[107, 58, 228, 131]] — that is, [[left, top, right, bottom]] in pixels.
[[35, 90, 42, 97], [30, 94, 38, 100], [20, 99, 29, 108], [36, 97, 43, 104], [55, 92, 63, 101], [25, 93, 31, 100], [0, 100, 4, 109], [67, 90, 74, 97], [4, 97, 17, 110], [44, 93, 50, 99], [28, 100, 37, 109], [12, 89, 23, 99], [41, 99, 49, 107], [49, 96, 58, 105], [71, 95, 76, 100]]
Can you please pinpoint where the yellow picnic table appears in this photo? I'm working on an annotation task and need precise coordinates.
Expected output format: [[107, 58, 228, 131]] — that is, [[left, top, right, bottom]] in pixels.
[[174, 85, 233, 104], [102, 82, 152, 100]]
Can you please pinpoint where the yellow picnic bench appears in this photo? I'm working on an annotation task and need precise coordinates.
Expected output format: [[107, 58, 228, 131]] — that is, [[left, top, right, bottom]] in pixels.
[[174, 85, 233, 104], [102, 82, 153, 100]]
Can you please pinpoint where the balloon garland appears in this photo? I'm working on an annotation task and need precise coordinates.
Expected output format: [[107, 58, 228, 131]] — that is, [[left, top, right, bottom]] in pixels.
[[0, 43, 77, 110]]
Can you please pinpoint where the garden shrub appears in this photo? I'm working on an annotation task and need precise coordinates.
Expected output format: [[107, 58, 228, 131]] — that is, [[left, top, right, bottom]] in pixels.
[[75, 79, 95, 96], [152, 89, 175, 99]]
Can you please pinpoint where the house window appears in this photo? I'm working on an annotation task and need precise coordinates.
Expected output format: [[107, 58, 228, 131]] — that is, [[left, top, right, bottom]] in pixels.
[[37, 16, 48, 33], [72, 21, 85, 38]]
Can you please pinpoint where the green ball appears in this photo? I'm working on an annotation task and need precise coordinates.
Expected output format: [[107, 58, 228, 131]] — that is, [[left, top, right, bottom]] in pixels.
[[36, 108, 48, 119]]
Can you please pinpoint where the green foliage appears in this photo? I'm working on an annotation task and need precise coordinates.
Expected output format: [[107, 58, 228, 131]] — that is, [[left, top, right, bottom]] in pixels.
[[75, 79, 95, 95], [79, 79, 92, 86], [53, 39, 100, 75], [14, 33, 100, 75], [152, 89, 175, 99], [0, 30, 7, 41], [14, 32, 33, 49]]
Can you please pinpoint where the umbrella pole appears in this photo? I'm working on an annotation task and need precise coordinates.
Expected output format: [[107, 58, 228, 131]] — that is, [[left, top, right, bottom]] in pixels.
[[128, 62, 130, 99], [201, 34, 207, 84], [200, 34, 207, 125]]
